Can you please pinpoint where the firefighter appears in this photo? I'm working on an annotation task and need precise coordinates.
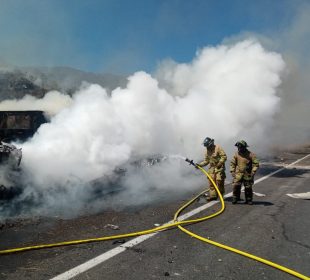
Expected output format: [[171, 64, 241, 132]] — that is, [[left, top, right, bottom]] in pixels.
[[230, 140, 259, 205], [197, 137, 227, 201]]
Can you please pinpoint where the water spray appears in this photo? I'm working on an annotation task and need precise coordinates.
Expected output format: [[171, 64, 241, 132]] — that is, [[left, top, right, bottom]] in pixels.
[[166, 155, 198, 168]]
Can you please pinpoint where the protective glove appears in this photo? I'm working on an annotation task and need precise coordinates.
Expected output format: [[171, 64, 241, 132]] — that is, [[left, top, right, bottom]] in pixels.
[[251, 171, 256, 177], [195, 163, 201, 169], [216, 162, 223, 169]]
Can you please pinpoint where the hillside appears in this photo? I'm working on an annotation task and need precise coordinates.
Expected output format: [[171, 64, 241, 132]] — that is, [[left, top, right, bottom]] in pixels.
[[0, 67, 126, 101], [21, 66, 126, 94], [0, 71, 46, 100]]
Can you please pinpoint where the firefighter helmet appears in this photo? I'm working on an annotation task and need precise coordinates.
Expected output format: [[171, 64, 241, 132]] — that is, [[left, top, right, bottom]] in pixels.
[[235, 140, 249, 148], [203, 137, 214, 148]]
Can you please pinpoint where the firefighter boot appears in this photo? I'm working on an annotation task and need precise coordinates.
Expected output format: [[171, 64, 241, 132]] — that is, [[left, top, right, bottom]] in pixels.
[[232, 184, 241, 204], [244, 187, 253, 205], [208, 184, 218, 201], [217, 180, 225, 198]]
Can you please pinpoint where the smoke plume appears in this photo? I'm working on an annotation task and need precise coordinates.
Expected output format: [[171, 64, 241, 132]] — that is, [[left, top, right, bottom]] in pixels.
[[0, 39, 285, 218], [222, 3, 310, 147]]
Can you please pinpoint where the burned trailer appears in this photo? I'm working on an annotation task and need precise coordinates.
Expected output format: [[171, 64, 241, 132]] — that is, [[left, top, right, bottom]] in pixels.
[[0, 111, 47, 142], [0, 111, 47, 200]]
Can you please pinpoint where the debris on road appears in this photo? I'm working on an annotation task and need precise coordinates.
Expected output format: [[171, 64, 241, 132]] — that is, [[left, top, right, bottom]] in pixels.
[[112, 239, 126, 244], [104, 224, 120, 230]]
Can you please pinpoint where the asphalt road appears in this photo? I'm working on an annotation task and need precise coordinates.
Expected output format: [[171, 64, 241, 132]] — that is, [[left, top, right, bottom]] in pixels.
[[0, 147, 310, 280]]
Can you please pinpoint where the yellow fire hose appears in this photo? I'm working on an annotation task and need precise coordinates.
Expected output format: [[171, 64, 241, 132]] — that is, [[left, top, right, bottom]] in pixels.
[[175, 166, 309, 280], [0, 165, 309, 279]]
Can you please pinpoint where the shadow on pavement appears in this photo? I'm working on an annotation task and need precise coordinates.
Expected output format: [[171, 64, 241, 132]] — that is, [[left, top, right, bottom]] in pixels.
[[251, 201, 274, 206], [225, 196, 274, 206]]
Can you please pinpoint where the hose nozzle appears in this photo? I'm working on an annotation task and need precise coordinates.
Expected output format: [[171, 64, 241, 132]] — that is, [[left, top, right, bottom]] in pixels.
[[185, 158, 197, 167]]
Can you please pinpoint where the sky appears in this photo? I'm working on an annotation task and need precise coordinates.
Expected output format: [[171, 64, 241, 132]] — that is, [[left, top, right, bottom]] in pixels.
[[0, 0, 308, 74]]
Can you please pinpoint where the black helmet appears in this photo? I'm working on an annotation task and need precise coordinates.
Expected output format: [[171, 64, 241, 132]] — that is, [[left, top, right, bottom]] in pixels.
[[203, 137, 214, 148], [235, 140, 248, 148]]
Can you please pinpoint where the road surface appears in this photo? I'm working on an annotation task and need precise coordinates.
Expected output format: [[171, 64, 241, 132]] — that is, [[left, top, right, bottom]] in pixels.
[[0, 146, 309, 280]]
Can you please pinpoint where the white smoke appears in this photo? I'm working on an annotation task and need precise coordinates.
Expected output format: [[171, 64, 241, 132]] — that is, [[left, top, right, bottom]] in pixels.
[[1, 39, 285, 217], [156, 39, 285, 154], [221, 4, 310, 147], [0, 91, 72, 118]]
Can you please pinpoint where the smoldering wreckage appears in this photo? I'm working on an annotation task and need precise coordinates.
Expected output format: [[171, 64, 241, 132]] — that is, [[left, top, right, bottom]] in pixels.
[[0, 111, 45, 200], [0, 111, 167, 214]]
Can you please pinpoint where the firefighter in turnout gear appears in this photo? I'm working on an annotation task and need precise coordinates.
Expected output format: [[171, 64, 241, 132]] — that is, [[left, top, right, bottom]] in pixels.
[[230, 140, 259, 205], [197, 137, 227, 201]]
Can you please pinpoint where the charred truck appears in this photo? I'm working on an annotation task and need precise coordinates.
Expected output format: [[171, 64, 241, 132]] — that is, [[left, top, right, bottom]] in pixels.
[[0, 111, 47, 199]]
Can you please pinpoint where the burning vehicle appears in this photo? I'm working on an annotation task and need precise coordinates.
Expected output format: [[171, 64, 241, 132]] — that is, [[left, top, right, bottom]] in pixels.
[[0, 111, 47, 200], [89, 154, 167, 198], [0, 141, 22, 168]]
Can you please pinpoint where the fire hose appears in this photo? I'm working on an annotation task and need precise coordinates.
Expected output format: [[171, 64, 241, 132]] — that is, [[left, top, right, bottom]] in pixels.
[[0, 159, 309, 279]]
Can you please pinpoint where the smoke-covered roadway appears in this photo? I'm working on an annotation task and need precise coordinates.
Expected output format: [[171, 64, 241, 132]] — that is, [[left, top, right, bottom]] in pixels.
[[0, 146, 309, 280]]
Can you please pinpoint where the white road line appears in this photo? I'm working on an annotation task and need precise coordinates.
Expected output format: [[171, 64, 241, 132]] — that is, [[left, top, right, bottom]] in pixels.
[[50, 200, 218, 280], [50, 154, 310, 280], [261, 163, 310, 170], [287, 192, 310, 199], [241, 189, 266, 197], [254, 154, 310, 184]]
